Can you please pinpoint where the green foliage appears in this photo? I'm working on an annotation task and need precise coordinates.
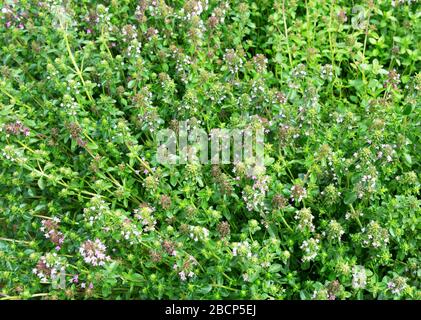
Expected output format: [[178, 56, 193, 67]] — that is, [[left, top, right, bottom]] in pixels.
[[0, 0, 420, 300]]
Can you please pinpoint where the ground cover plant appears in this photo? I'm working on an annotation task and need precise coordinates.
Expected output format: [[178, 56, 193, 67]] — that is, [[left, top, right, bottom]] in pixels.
[[0, 0, 420, 300]]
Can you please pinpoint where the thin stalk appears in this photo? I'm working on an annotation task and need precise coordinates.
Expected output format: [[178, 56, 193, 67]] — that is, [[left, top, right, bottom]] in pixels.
[[63, 31, 94, 103], [282, 0, 293, 68]]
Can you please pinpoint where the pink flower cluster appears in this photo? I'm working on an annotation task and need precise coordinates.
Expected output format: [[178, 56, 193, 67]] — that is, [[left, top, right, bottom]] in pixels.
[[79, 239, 111, 266], [1, 6, 26, 29], [40, 217, 64, 250], [3, 121, 30, 137]]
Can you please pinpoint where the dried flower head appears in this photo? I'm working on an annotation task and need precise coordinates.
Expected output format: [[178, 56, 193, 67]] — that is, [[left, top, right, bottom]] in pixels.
[[217, 221, 230, 238]]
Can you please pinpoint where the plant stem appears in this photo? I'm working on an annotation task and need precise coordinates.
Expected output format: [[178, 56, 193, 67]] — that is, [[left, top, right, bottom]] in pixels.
[[63, 31, 94, 103], [282, 0, 293, 68]]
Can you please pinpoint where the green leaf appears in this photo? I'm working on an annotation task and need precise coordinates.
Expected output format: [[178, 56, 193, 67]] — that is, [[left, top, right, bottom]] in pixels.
[[197, 285, 212, 294], [123, 272, 143, 282], [403, 153, 412, 166], [170, 174, 178, 187], [402, 105, 412, 115], [269, 264, 282, 273], [264, 157, 275, 166], [127, 80, 136, 89], [87, 142, 98, 150], [344, 191, 357, 205], [38, 178, 45, 190]]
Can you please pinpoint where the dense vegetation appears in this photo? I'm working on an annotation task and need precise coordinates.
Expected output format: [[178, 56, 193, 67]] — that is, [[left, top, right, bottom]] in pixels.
[[0, 0, 420, 299]]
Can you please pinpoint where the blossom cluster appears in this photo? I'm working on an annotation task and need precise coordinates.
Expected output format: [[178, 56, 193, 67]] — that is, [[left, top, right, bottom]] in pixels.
[[40, 217, 64, 250], [79, 239, 111, 266], [0, 0, 419, 301]]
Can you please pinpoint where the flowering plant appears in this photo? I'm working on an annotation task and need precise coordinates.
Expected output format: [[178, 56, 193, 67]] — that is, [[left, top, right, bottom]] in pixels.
[[0, 0, 419, 300]]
